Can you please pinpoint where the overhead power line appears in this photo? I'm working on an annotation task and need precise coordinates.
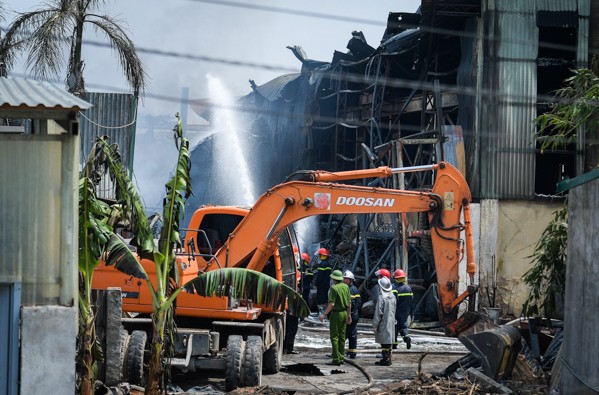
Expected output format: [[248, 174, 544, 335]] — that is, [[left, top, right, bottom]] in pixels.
[[187, 0, 388, 27]]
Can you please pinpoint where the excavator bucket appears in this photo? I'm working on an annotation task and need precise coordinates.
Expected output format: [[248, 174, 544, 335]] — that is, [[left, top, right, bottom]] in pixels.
[[456, 313, 522, 381]]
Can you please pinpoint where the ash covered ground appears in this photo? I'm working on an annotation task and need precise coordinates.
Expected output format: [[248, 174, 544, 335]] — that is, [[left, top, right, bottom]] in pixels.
[[163, 317, 546, 394]]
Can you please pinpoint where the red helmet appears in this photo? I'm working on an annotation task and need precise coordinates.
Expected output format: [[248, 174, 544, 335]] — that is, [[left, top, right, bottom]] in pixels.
[[301, 252, 311, 262], [317, 247, 329, 257], [375, 268, 391, 279], [393, 269, 407, 279]]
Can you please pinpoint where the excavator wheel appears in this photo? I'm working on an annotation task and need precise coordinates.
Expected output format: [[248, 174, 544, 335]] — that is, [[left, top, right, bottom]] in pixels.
[[117, 329, 130, 382], [242, 336, 263, 387], [225, 335, 245, 391], [263, 318, 284, 374], [124, 330, 147, 386]]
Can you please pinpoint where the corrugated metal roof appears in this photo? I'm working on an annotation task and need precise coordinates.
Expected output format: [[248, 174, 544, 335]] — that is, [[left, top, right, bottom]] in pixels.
[[0, 77, 90, 111]]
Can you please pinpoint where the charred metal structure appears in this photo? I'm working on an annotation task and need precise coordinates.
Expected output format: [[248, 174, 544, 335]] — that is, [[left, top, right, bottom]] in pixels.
[[189, 0, 593, 320]]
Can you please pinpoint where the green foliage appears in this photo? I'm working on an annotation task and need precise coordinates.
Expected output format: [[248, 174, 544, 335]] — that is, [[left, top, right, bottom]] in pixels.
[[536, 68, 599, 151], [188, 268, 310, 318], [522, 206, 567, 318], [0, 0, 146, 94]]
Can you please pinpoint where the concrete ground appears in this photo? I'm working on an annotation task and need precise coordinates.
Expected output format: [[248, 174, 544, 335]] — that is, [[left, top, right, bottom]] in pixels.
[[170, 317, 468, 394]]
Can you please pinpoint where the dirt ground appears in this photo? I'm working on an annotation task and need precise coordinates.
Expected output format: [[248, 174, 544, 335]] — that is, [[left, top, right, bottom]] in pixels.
[[161, 318, 549, 394]]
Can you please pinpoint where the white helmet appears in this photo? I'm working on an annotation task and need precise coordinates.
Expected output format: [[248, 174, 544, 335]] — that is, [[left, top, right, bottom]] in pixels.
[[378, 276, 392, 292], [343, 270, 355, 281]]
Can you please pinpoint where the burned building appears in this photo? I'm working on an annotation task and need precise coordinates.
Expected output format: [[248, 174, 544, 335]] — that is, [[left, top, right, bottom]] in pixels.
[[228, 0, 594, 320]]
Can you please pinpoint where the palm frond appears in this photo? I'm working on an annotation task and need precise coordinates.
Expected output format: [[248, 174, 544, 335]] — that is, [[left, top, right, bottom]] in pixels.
[[103, 234, 148, 279], [86, 15, 146, 94], [187, 268, 310, 318], [5, 7, 74, 80]]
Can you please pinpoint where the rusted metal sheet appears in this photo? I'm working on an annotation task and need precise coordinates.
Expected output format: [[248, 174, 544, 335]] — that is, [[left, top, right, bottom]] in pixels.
[[442, 125, 466, 178]]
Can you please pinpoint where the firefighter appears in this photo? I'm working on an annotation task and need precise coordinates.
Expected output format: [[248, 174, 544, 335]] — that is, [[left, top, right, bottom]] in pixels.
[[313, 247, 332, 316], [299, 252, 313, 308], [343, 270, 361, 359], [284, 268, 302, 354], [392, 268, 413, 350], [319, 269, 351, 365], [373, 276, 396, 366]]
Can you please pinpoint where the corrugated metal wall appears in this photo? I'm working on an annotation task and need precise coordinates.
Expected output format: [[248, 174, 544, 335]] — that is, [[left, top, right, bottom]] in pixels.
[[557, 175, 599, 393], [79, 92, 137, 200], [479, 0, 590, 199], [0, 135, 78, 306], [480, 1, 537, 199]]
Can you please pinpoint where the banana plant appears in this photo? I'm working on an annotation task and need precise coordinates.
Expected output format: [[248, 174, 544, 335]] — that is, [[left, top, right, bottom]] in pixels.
[[78, 136, 151, 394]]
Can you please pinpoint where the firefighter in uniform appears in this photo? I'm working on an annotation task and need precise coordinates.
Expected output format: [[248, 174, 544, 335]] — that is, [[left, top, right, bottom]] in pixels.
[[373, 276, 396, 366], [313, 247, 332, 315], [284, 268, 302, 354], [343, 270, 361, 359], [299, 252, 313, 308], [392, 268, 413, 349]]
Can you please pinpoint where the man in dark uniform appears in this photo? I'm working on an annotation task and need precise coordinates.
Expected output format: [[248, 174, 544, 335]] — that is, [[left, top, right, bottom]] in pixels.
[[313, 247, 332, 316], [343, 270, 361, 359], [299, 252, 313, 308], [284, 268, 301, 354], [392, 268, 413, 349]]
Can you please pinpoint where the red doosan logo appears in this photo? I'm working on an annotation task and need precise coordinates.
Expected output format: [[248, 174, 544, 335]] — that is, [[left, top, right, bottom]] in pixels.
[[314, 193, 331, 210]]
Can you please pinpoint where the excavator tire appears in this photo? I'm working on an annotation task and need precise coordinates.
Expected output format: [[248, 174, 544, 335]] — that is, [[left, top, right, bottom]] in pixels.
[[124, 330, 146, 386], [263, 318, 283, 374], [225, 335, 245, 391], [117, 329, 130, 381], [242, 336, 263, 387]]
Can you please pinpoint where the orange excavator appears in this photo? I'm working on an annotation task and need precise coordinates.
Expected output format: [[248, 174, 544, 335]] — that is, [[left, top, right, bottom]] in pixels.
[[92, 161, 519, 389]]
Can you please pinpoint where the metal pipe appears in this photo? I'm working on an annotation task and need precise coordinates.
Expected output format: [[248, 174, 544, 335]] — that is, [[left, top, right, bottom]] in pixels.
[[389, 164, 436, 174]]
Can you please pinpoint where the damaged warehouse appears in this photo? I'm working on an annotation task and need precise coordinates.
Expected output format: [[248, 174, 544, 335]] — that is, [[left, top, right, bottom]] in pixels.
[[179, 0, 595, 389], [185, 0, 591, 320]]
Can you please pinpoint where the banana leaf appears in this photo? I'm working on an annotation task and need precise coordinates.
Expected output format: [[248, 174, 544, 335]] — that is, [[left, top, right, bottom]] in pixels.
[[104, 234, 148, 280], [92, 137, 155, 260], [186, 268, 310, 318]]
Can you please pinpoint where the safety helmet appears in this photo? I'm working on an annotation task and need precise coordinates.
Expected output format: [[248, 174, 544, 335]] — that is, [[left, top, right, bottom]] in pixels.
[[316, 247, 329, 257], [375, 268, 391, 279], [300, 252, 311, 263], [378, 276, 392, 292], [343, 270, 355, 281], [393, 269, 407, 279], [330, 269, 343, 281]]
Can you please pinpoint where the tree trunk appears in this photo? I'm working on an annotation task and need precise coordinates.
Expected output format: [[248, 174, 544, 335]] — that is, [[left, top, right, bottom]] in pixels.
[[145, 308, 167, 394], [78, 310, 94, 395]]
